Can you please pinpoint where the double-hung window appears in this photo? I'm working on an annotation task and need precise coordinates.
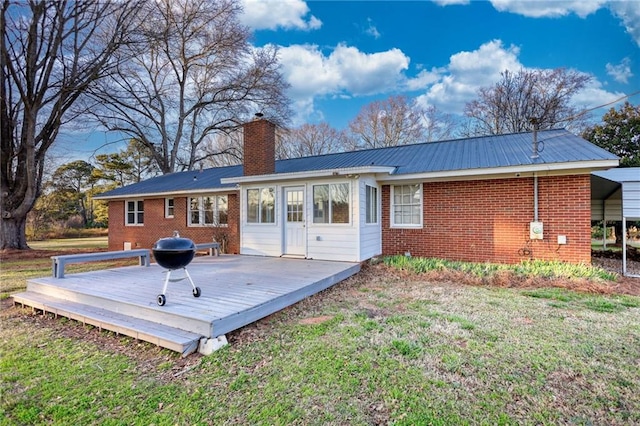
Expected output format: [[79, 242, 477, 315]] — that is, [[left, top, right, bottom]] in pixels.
[[165, 198, 174, 218], [189, 195, 228, 226], [126, 200, 144, 225], [313, 183, 350, 224], [365, 185, 378, 224], [247, 187, 275, 223], [391, 184, 422, 227]]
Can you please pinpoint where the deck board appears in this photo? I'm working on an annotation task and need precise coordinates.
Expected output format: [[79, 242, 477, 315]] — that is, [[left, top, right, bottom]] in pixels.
[[13, 255, 360, 355]]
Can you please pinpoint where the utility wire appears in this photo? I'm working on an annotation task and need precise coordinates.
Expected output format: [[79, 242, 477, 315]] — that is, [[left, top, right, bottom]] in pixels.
[[557, 89, 640, 125]]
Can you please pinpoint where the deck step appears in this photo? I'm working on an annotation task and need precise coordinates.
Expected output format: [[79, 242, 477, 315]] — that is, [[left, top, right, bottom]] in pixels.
[[24, 278, 213, 336], [12, 291, 202, 356]]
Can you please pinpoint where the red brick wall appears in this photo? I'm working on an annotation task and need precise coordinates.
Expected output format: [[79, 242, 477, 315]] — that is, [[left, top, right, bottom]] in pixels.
[[243, 119, 276, 176], [107, 194, 240, 254], [381, 175, 591, 264]]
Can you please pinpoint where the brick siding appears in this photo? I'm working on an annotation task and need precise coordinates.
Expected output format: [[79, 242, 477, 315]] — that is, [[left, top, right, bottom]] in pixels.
[[381, 175, 591, 264], [107, 193, 239, 254]]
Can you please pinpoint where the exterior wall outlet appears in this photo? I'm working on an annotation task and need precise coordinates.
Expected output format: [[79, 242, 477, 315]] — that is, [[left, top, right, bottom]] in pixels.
[[529, 222, 544, 240], [557, 235, 567, 245]]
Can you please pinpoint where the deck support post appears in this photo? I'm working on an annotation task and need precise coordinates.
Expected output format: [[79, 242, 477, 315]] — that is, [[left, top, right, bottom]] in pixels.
[[198, 335, 228, 355]]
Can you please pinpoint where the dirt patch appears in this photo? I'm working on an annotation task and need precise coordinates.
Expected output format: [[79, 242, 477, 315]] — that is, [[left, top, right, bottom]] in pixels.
[[298, 315, 334, 325]]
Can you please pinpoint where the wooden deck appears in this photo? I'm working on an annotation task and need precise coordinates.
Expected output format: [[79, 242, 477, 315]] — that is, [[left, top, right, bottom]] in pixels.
[[12, 255, 360, 356]]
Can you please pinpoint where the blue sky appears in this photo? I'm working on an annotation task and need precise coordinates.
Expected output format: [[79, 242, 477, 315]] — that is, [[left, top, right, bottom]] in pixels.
[[243, 0, 639, 129], [56, 0, 639, 160]]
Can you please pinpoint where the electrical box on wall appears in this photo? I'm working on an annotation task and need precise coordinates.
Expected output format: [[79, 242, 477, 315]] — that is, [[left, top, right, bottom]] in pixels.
[[530, 222, 544, 240]]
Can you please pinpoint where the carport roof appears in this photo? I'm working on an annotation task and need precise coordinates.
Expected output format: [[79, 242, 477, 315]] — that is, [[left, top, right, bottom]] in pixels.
[[96, 128, 619, 199]]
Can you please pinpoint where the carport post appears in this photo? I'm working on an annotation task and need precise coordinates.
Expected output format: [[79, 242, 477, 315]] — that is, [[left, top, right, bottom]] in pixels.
[[622, 216, 627, 276]]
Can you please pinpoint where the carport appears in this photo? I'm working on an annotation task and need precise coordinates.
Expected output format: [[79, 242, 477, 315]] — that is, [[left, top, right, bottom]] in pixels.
[[591, 168, 640, 277]]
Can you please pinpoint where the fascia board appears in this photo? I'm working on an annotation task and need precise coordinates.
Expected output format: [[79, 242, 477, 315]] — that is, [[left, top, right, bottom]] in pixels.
[[377, 160, 620, 183], [221, 166, 397, 184], [93, 187, 237, 200]]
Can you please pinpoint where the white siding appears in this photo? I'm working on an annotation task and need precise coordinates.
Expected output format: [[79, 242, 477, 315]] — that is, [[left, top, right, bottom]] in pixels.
[[307, 178, 359, 262], [239, 177, 376, 262], [623, 182, 640, 219], [591, 188, 623, 221], [241, 224, 282, 256], [240, 185, 282, 256]]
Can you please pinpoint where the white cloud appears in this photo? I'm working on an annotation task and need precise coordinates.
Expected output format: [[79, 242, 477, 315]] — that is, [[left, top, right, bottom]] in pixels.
[[484, 1, 640, 46], [412, 39, 625, 123], [405, 68, 443, 91], [606, 57, 634, 83], [570, 79, 626, 111], [240, 0, 321, 31], [276, 43, 411, 121], [488, 0, 605, 18], [416, 40, 523, 114], [608, 1, 640, 46], [365, 18, 381, 39]]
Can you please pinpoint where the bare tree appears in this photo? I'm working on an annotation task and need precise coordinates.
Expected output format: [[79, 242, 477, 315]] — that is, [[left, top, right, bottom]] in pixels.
[[421, 105, 456, 142], [200, 132, 244, 168], [348, 95, 425, 150], [1, 0, 141, 250], [463, 68, 592, 136], [85, 0, 291, 175], [277, 122, 347, 159]]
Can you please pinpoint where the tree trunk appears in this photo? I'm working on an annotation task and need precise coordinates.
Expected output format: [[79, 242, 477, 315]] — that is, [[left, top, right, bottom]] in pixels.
[[0, 216, 29, 250], [614, 221, 624, 246]]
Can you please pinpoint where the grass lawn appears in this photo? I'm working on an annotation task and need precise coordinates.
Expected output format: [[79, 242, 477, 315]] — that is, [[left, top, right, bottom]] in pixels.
[[1, 246, 640, 424], [27, 236, 108, 250], [0, 237, 121, 300]]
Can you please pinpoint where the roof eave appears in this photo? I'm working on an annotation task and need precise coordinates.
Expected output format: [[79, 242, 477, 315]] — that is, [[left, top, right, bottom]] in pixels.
[[221, 166, 397, 184], [377, 160, 620, 183], [93, 186, 236, 200]]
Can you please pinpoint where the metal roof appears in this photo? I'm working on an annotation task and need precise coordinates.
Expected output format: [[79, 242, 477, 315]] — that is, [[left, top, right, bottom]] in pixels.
[[96, 129, 619, 199], [592, 168, 640, 183]]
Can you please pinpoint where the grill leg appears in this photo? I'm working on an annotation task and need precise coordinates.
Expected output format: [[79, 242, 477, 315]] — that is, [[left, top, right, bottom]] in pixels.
[[161, 270, 172, 295], [183, 268, 196, 290]]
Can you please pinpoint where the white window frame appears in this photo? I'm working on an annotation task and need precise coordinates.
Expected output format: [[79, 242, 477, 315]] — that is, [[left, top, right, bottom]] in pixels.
[[125, 200, 144, 226], [188, 195, 228, 227], [165, 198, 174, 218], [246, 187, 276, 224], [365, 184, 379, 224], [391, 183, 423, 228], [312, 182, 351, 225]]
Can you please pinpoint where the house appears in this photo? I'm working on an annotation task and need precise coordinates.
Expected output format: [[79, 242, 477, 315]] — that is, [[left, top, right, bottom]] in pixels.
[[94, 118, 619, 265]]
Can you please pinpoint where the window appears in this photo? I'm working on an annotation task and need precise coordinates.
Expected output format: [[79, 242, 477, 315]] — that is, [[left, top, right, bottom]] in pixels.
[[313, 183, 350, 224], [247, 187, 275, 223], [165, 198, 174, 218], [392, 184, 422, 227], [365, 185, 378, 224], [188, 195, 228, 226], [126, 200, 144, 225]]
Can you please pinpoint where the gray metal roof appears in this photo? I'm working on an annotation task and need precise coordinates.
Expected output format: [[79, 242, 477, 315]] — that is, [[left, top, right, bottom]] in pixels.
[[97, 129, 619, 199], [592, 168, 640, 183]]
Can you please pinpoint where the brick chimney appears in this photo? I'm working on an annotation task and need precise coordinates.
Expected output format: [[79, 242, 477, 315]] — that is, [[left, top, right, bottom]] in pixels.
[[243, 115, 276, 176]]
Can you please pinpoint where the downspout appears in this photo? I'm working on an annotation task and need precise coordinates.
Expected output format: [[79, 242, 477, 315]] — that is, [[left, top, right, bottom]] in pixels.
[[533, 173, 539, 222], [622, 216, 627, 276], [531, 121, 539, 222]]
